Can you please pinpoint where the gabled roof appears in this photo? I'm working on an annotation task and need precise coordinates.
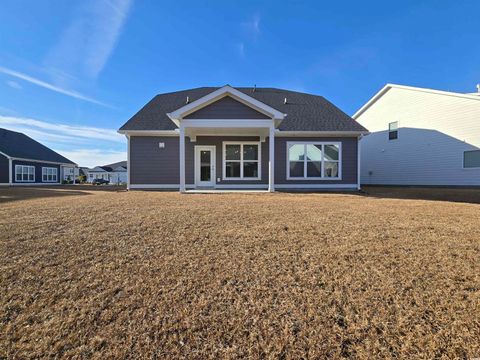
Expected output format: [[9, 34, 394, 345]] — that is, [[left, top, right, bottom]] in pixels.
[[103, 160, 127, 169], [119, 87, 367, 132], [353, 83, 480, 119], [0, 128, 75, 165]]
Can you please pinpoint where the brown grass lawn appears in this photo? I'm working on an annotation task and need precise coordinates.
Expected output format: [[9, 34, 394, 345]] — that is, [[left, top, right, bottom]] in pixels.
[[1, 187, 479, 359]]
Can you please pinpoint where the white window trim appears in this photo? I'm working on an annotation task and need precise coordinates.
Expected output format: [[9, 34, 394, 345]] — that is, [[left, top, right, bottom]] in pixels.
[[42, 167, 58, 182], [222, 141, 262, 181], [15, 165, 35, 182], [286, 141, 342, 180]]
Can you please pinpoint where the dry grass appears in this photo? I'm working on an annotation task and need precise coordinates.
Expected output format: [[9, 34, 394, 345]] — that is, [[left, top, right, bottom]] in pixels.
[[0, 187, 479, 359]]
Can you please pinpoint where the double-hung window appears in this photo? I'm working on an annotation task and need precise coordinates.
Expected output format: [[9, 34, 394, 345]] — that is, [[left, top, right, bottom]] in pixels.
[[42, 167, 58, 182], [15, 165, 35, 182], [223, 142, 261, 179], [287, 142, 341, 179]]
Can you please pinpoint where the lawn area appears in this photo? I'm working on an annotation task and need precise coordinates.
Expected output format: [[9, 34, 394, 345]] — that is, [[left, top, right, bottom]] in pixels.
[[1, 187, 479, 358]]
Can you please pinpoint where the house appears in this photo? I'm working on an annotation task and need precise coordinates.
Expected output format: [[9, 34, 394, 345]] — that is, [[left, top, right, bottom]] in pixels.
[[353, 84, 480, 186], [118, 85, 368, 191], [0, 128, 76, 185], [85, 161, 127, 184]]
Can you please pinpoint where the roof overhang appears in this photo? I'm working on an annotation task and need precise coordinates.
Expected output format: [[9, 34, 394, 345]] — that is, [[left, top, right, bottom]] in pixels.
[[353, 83, 480, 119], [166, 85, 287, 127], [275, 130, 369, 137]]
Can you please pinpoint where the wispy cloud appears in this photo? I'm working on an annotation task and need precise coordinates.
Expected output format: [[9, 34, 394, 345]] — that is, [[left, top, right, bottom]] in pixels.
[[60, 149, 126, 168], [237, 42, 245, 58], [45, 0, 133, 80], [0, 66, 112, 107], [6, 80, 22, 89], [242, 13, 261, 40], [0, 115, 123, 143], [0, 115, 126, 167]]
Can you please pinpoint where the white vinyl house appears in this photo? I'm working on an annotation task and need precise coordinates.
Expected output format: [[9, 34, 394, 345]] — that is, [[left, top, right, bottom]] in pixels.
[[354, 84, 480, 186]]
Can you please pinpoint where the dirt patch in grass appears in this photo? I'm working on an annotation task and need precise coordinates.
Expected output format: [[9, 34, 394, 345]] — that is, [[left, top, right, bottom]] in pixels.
[[1, 189, 479, 358]]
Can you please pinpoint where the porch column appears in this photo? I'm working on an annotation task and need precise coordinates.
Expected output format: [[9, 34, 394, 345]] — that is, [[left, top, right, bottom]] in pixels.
[[268, 126, 275, 192], [179, 126, 186, 193], [8, 158, 12, 185]]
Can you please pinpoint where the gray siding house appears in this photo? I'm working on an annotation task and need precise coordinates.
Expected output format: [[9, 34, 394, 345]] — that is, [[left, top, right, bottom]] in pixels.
[[119, 86, 368, 191], [0, 128, 76, 185]]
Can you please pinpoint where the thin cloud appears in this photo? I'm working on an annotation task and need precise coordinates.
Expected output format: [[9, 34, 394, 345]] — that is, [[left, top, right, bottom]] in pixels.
[[0, 116, 124, 143], [242, 13, 261, 40], [45, 0, 133, 80], [6, 80, 22, 89], [237, 42, 246, 58], [0, 66, 112, 107], [59, 149, 126, 168]]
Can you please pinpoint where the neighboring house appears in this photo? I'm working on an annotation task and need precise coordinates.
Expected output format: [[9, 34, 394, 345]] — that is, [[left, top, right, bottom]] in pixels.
[[85, 161, 127, 184], [118, 85, 368, 191], [354, 84, 480, 186], [63, 166, 81, 181], [0, 128, 76, 185]]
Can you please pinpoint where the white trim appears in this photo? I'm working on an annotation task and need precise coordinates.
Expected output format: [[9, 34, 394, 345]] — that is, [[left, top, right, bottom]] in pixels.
[[118, 130, 179, 136], [127, 183, 356, 190], [353, 83, 480, 119], [181, 119, 274, 129], [0, 151, 12, 159], [129, 184, 195, 189], [14, 164, 35, 182], [167, 85, 286, 121], [194, 145, 216, 187], [275, 130, 368, 137], [41, 167, 58, 183], [126, 134, 131, 190], [215, 184, 268, 189], [8, 158, 12, 185], [276, 184, 358, 189], [222, 141, 261, 181], [11, 157, 75, 166], [286, 141, 342, 180], [357, 135, 362, 190], [179, 126, 186, 192], [268, 126, 275, 192], [10, 182, 63, 186]]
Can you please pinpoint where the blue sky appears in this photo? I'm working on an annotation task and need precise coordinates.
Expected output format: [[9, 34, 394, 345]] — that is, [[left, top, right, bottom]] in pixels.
[[0, 0, 479, 167]]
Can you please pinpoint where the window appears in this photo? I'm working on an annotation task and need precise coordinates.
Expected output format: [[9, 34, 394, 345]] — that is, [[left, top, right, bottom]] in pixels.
[[223, 142, 261, 179], [389, 121, 398, 140], [287, 142, 341, 179], [464, 150, 480, 168], [42, 167, 58, 182], [15, 165, 35, 182]]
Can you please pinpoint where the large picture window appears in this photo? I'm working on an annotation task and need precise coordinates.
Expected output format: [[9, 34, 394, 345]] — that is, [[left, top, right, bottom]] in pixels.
[[223, 142, 261, 180], [42, 167, 58, 182], [15, 165, 35, 182], [287, 142, 341, 179]]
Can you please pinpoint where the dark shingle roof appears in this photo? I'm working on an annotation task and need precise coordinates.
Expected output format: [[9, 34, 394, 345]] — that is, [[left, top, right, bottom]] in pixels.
[[119, 87, 367, 132], [103, 160, 127, 169], [0, 128, 75, 164]]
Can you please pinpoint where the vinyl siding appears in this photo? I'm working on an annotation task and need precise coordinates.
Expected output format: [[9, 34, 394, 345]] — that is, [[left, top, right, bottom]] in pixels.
[[357, 87, 480, 185], [0, 154, 9, 183], [11, 160, 60, 184], [184, 96, 270, 119], [129, 135, 358, 187]]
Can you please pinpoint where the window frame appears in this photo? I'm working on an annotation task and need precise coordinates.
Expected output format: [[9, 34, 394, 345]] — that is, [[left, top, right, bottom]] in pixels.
[[286, 141, 342, 180], [388, 121, 398, 140], [463, 150, 480, 169], [15, 165, 35, 182], [42, 167, 58, 182], [222, 141, 262, 180]]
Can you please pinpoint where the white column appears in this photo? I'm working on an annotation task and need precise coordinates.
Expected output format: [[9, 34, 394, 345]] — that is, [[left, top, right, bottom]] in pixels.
[[268, 126, 275, 192], [179, 126, 186, 193], [126, 134, 131, 190], [73, 166, 76, 184]]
